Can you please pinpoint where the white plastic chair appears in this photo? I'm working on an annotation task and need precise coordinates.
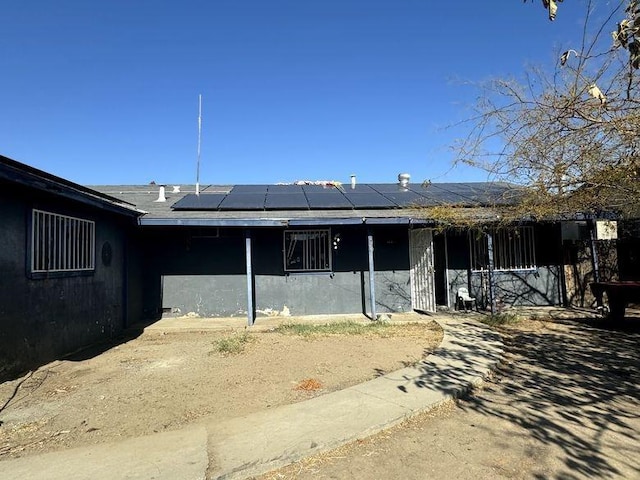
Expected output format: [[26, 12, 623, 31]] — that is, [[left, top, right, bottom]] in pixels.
[[456, 287, 477, 312]]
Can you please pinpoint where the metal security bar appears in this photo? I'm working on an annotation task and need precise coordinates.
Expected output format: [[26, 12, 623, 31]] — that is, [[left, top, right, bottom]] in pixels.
[[31, 209, 95, 273], [470, 226, 536, 272], [284, 229, 331, 272]]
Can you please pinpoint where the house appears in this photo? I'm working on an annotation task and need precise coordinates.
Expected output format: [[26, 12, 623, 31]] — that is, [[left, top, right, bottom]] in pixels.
[[2, 153, 617, 378], [0, 155, 143, 379], [92, 176, 568, 324]]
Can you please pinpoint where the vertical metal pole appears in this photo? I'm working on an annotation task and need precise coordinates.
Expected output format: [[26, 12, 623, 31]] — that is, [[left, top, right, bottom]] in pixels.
[[444, 231, 451, 309], [122, 237, 129, 330], [486, 231, 496, 315], [367, 230, 377, 320], [245, 229, 255, 326], [589, 220, 601, 283], [196, 94, 202, 196]]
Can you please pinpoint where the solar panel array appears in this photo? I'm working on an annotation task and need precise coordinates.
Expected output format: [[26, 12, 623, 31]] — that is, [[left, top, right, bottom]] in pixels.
[[171, 183, 515, 211]]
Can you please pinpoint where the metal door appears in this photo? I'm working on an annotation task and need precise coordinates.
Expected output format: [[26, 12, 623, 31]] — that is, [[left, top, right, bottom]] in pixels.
[[409, 228, 436, 312]]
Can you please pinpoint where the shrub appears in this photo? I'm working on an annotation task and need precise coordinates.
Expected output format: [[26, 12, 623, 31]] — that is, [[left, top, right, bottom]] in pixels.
[[481, 312, 520, 326], [214, 331, 253, 355]]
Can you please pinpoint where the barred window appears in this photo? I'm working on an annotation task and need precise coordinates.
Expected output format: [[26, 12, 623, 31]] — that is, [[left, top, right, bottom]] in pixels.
[[284, 229, 331, 272], [470, 227, 536, 272], [31, 209, 95, 273]]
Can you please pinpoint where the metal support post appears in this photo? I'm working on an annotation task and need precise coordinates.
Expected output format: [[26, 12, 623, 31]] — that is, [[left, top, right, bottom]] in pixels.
[[589, 220, 601, 283], [486, 231, 497, 315], [245, 229, 255, 326], [367, 231, 377, 320]]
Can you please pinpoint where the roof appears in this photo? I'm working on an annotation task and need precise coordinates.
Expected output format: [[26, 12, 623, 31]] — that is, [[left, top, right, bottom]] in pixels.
[[91, 182, 518, 227], [0, 155, 143, 218]]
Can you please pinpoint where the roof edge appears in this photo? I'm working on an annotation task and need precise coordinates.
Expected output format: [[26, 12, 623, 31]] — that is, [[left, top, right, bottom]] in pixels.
[[0, 155, 145, 217]]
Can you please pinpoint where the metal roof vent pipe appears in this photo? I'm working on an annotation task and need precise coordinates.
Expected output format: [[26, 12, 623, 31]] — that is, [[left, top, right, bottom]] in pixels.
[[398, 173, 410, 188], [350, 174, 356, 189], [154, 185, 167, 202]]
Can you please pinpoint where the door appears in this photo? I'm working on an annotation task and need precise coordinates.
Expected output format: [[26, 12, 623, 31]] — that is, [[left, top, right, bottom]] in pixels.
[[409, 228, 436, 312]]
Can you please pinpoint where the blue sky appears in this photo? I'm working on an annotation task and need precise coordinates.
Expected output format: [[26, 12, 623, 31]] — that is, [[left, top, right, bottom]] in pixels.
[[1, 1, 593, 185]]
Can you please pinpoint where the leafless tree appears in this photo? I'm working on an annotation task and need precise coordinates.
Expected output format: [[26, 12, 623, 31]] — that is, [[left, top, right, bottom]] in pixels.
[[455, 0, 640, 221]]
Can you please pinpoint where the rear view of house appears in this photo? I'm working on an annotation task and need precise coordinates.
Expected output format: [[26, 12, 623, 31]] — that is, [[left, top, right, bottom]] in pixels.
[[2, 154, 620, 379], [94, 176, 566, 324]]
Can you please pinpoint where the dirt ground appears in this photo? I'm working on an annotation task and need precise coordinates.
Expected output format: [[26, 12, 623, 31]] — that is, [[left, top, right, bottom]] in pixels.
[[259, 312, 640, 480], [0, 319, 442, 460]]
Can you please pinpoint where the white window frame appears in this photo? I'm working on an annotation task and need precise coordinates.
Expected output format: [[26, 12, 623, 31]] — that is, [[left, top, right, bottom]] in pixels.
[[283, 229, 332, 272], [31, 209, 96, 274], [470, 226, 536, 272]]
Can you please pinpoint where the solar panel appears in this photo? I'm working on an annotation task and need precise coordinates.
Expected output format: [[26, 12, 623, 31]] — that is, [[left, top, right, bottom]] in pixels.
[[218, 193, 266, 210], [268, 184, 305, 193], [474, 183, 516, 204], [342, 184, 376, 193], [382, 191, 435, 207], [170, 183, 518, 211], [343, 192, 397, 209], [306, 191, 353, 209], [171, 193, 227, 210], [231, 185, 269, 193], [264, 193, 309, 209], [368, 183, 417, 194], [428, 183, 489, 205], [300, 184, 345, 193]]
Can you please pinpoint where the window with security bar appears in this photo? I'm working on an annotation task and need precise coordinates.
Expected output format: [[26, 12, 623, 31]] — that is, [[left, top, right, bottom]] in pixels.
[[284, 229, 332, 272], [469, 226, 536, 272], [31, 209, 96, 274]]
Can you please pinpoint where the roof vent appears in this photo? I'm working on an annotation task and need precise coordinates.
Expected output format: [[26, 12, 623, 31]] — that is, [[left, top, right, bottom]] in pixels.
[[350, 174, 356, 189], [172, 185, 181, 193], [154, 185, 167, 202], [398, 173, 410, 187]]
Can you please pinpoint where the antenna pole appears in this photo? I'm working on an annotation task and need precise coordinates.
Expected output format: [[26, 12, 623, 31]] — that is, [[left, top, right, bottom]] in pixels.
[[196, 94, 202, 195]]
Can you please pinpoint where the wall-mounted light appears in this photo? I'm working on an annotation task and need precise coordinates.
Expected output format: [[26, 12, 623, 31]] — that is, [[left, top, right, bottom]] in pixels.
[[333, 233, 341, 250]]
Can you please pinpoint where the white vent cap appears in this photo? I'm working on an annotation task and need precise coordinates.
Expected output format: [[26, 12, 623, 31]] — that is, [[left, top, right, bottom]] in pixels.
[[154, 185, 167, 202], [398, 173, 410, 187]]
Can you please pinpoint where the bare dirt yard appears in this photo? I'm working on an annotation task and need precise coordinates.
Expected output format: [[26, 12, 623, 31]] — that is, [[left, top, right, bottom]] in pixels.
[[0, 317, 442, 460], [259, 311, 640, 480]]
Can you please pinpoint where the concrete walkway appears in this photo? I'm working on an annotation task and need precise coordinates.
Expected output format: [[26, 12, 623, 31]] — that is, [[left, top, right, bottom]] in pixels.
[[0, 316, 504, 480]]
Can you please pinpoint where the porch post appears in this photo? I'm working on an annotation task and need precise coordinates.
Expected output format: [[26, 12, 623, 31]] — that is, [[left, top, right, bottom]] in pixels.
[[367, 230, 377, 320], [589, 220, 601, 283], [486, 231, 497, 315], [245, 229, 255, 326], [444, 231, 451, 309]]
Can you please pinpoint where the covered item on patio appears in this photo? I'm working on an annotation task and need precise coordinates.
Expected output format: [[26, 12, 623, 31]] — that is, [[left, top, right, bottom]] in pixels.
[[456, 287, 477, 312]]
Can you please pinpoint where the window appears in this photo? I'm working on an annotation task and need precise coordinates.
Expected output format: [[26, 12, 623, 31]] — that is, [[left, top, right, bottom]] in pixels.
[[31, 209, 95, 274], [284, 229, 331, 272], [470, 227, 536, 272]]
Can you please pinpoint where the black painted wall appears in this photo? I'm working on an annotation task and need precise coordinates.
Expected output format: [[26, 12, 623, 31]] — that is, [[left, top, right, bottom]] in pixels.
[[0, 183, 141, 380]]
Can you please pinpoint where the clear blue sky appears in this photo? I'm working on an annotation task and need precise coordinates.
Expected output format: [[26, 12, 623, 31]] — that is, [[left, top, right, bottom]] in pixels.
[[1, 1, 593, 185]]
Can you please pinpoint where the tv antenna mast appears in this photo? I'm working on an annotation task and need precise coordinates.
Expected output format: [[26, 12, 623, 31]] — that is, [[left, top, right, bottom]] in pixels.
[[196, 94, 202, 195]]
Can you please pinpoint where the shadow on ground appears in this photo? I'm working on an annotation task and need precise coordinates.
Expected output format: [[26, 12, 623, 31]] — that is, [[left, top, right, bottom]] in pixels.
[[453, 315, 640, 478], [0, 325, 147, 385]]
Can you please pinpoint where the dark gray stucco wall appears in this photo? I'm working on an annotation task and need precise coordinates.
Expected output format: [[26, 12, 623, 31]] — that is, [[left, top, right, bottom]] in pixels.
[[0, 185, 137, 380], [144, 222, 567, 319], [162, 270, 412, 317], [157, 225, 413, 318], [445, 224, 563, 309]]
